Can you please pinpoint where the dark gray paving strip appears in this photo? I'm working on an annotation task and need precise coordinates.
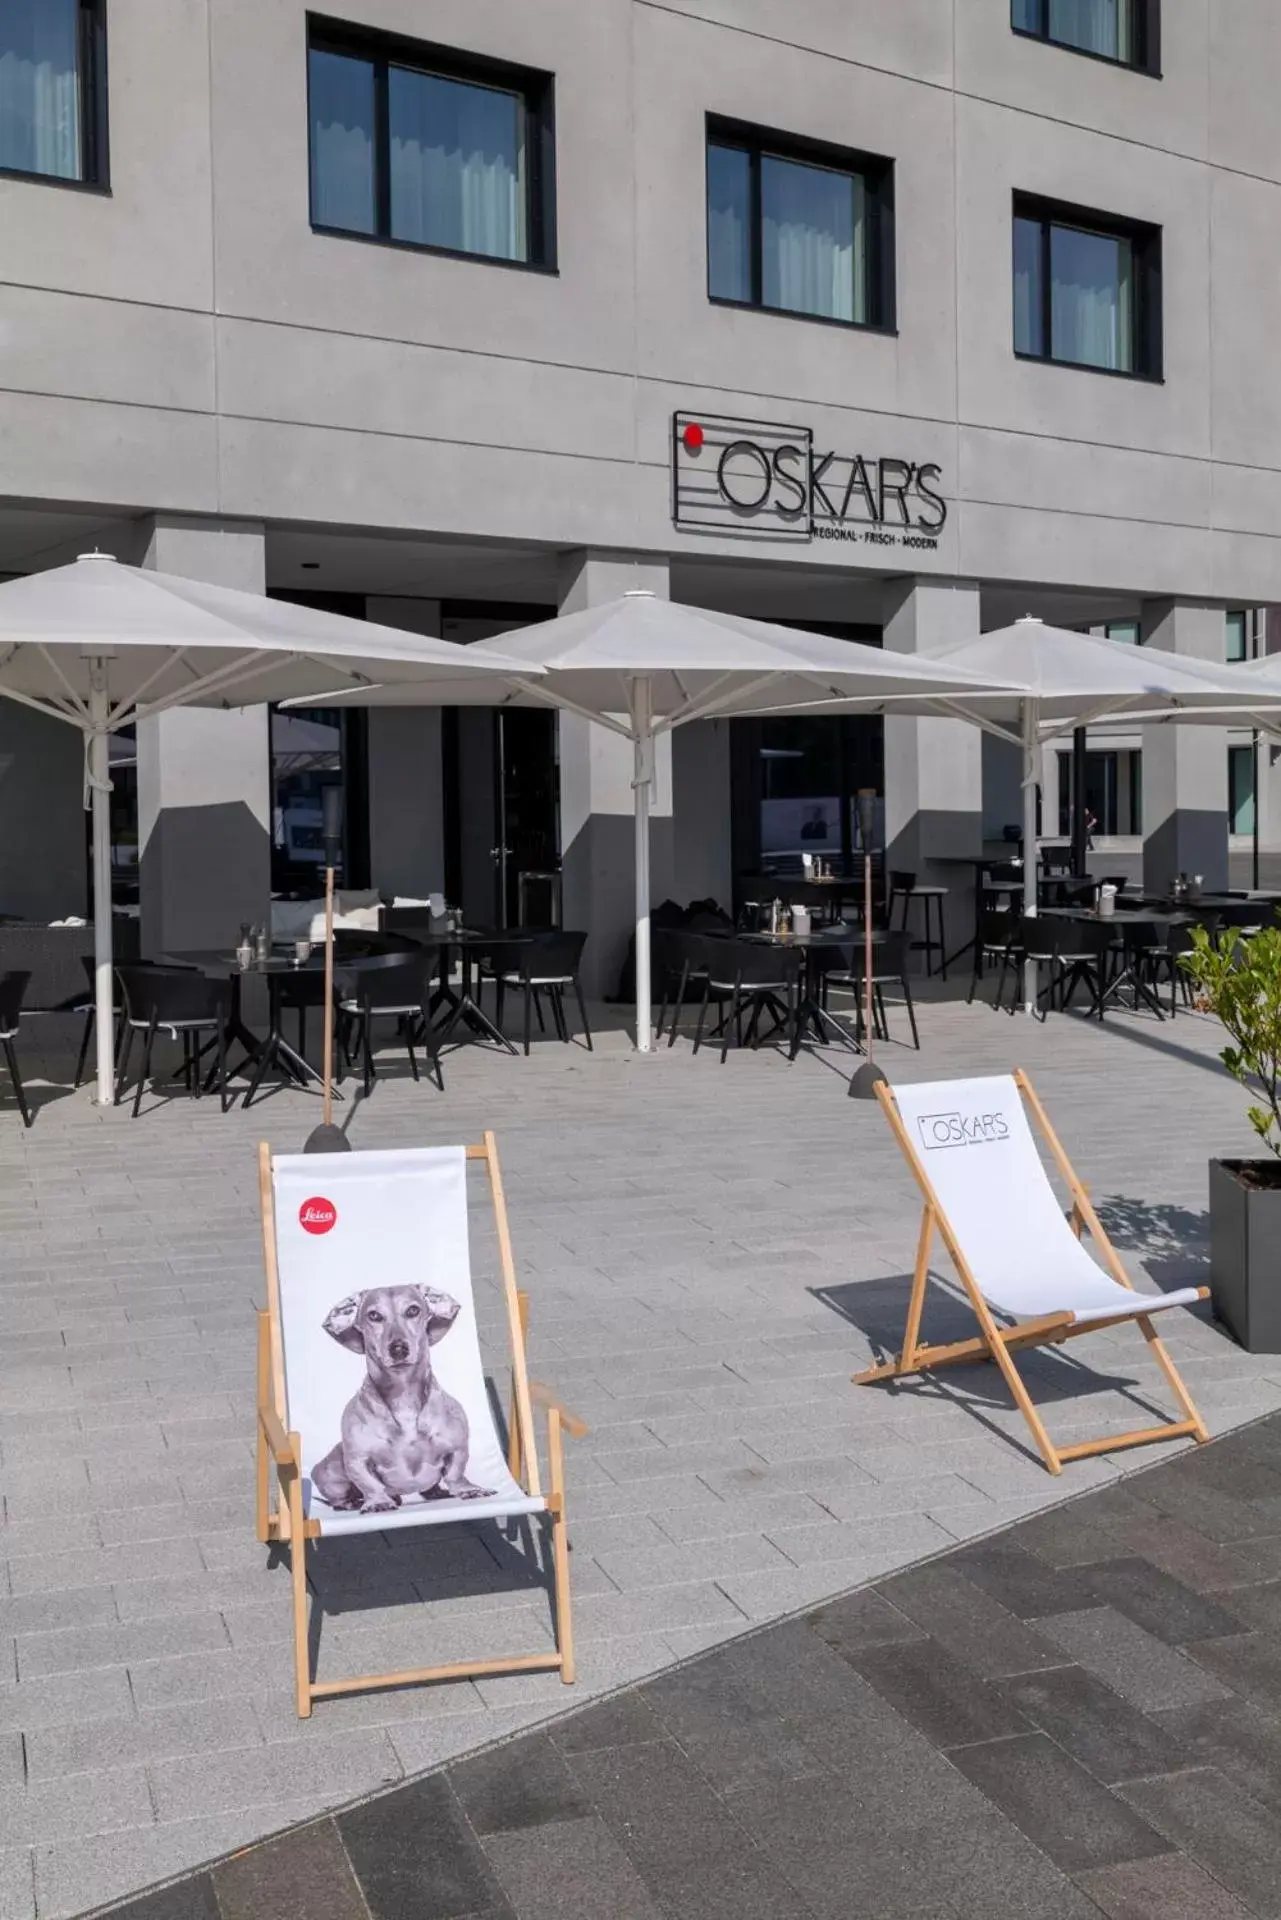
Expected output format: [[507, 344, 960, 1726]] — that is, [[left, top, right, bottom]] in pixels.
[[85, 1408, 1281, 1920]]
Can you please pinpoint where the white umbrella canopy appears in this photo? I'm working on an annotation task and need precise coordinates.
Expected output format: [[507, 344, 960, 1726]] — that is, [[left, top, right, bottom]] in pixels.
[[302, 589, 1018, 1051], [922, 618, 1281, 1009], [743, 616, 1281, 1012], [0, 553, 538, 1104]]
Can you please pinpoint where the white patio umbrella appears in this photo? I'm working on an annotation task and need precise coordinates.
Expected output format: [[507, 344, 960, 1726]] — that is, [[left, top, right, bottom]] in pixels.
[[757, 617, 1281, 1011], [297, 589, 1016, 1050], [0, 553, 540, 1104]]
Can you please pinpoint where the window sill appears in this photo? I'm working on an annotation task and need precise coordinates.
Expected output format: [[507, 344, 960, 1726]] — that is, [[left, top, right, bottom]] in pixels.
[[709, 293, 897, 337], [310, 222, 558, 277], [1013, 348, 1163, 385], [0, 164, 109, 196], [1010, 25, 1161, 78]]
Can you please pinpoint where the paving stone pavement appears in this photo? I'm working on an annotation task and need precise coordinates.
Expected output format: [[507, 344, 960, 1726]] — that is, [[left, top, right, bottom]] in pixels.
[[1, 990, 1278, 1917], [93, 1403, 1281, 1920]]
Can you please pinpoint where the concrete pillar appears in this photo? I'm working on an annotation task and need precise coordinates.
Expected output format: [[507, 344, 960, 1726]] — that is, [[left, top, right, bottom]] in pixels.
[[672, 719, 732, 910], [1141, 600, 1229, 894], [882, 578, 983, 958], [557, 550, 672, 999], [363, 598, 445, 901], [134, 516, 271, 957], [0, 703, 86, 921]]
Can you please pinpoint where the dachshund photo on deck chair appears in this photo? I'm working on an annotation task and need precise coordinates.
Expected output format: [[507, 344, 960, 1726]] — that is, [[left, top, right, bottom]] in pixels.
[[311, 1285, 495, 1513]]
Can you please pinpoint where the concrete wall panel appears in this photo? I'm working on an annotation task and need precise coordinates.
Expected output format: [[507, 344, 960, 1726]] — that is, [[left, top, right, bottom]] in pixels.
[[0, 0, 213, 310]]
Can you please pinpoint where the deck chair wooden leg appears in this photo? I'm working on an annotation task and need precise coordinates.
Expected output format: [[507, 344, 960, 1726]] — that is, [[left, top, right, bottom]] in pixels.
[[508, 1290, 531, 1480], [901, 1208, 932, 1368], [974, 1301, 1063, 1475], [286, 1440, 312, 1718], [547, 1406, 575, 1685], [855, 1207, 934, 1383], [1136, 1315, 1211, 1445]]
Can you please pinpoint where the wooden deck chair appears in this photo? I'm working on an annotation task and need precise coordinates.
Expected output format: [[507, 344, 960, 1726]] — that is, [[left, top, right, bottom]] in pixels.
[[255, 1131, 586, 1717], [857, 1070, 1210, 1475]]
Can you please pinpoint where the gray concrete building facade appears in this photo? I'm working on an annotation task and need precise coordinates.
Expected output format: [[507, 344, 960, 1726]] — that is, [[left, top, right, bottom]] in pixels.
[[0, 0, 1277, 984]]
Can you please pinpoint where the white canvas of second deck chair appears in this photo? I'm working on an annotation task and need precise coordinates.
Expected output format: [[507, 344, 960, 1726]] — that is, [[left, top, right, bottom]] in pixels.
[[859, 1071, 1210, 1475], [255, 1133, 585, 1717]]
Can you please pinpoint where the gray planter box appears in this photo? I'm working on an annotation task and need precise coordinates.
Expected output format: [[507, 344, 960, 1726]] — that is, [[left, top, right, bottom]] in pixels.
[[1210, 1158, 1281, 1353]]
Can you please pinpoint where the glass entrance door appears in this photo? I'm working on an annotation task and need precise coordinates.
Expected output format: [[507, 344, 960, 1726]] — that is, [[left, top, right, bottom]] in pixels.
[[496, 707, 559, 925]]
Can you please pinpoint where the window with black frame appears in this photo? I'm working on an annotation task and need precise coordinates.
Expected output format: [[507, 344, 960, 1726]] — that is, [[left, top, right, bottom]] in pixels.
[[307, 17, 555, 269], [1014, 194, 1161, 378], [0, 0, 107, 186], [1012, 0, 1159, 73], [707, 117, 895, 330], [1229, 744, 1256, 837]]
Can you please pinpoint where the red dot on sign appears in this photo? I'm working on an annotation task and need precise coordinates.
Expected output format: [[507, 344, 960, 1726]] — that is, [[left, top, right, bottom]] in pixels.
[[682, 422, 705, 453], [299, 1197, 337, 1235]]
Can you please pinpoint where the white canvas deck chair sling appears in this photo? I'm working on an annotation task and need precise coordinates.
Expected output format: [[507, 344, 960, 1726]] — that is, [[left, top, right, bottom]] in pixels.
[[255, 1132, 586, 1717], [859, 1071, 1210, 1475]]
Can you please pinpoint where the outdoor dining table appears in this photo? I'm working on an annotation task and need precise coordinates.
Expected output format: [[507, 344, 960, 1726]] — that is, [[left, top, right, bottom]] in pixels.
[[739, 926, 890, 1057], [1038, 907, 1195, 1020], [429, 929, 519, 1055], [163, 947, 343, 1107]]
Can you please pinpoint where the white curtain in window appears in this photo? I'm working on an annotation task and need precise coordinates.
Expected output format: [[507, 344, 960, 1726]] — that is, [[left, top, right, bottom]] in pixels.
[[309, 50, 376, 234], [0, 0, 81, 180], [1013, 216, 1044, 356], [707, 143, 752, 304], [1051, 225, 1134, 372], [390, 69, 526, 261], [1048, 0, 1132, 59], [762, 155, 864, 324]]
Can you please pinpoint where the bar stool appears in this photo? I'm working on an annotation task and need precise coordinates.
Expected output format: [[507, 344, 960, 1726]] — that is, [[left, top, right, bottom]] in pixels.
[[887, 870, 948, 978]]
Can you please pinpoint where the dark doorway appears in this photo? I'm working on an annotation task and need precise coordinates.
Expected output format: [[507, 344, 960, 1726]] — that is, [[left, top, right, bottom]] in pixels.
[[439, 602, 558, 926], [498, 708, 559, 924], [729, 619, 883, 896]]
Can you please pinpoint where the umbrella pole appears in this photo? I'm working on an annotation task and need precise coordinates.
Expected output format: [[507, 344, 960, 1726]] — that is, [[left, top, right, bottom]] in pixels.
[[88, 665, 115, 1106], [633, 677, 653, 1054], [1022, 700, 1040, 1016], [322, 862, 335, 1126]]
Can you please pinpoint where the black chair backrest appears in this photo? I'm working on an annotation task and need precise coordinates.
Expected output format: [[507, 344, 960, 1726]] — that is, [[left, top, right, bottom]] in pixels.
[[343, 949, 435, 1011], [667, 927, 712, 972], [0, 970, 30, 1030], [1168, 915, 1220, 955], [518, 931, 588, 980], [654, 927, 705, 978], [984, 861, 1024, 886], [1019, 915, 1064, 958], [117, 964, 225, 1024], [1041, 849, 1075, 877], [1219, 901, 1272, 930], [1071, 920, 1116, 959], [871, 930, 911, 976], [716, 938, 803, 987], [978, 909, 1018, 948], [888, 870, 916, 895]]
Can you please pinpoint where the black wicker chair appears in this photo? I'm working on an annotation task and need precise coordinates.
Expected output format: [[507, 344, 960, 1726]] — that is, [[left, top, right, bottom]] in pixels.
[[114, 964, 233, 1118], [337, 949, 442, 1095]]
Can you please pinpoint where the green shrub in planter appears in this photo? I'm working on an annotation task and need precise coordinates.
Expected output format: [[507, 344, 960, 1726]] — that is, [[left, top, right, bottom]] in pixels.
[[1180, 926, 1281, 1351]]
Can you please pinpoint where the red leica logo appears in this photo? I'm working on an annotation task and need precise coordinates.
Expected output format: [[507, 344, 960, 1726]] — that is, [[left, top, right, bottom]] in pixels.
[[299, 1197, 337, 1235]]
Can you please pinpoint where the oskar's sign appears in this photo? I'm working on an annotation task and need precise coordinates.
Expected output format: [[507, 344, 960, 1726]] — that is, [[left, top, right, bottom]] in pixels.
[[672, 413, 947, 550]]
